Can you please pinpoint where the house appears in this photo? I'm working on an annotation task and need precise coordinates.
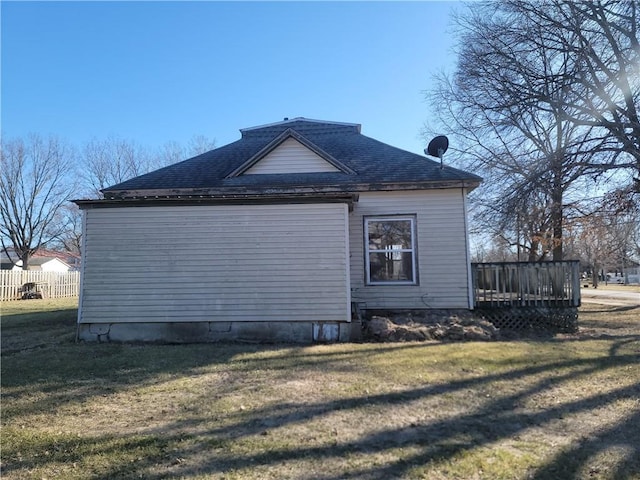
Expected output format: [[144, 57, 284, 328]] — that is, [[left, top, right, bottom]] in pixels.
[[1, 252, 23, 270], [74, 118, 482, 343], [1, 249, 72, 272], [40, 249, 81, 271]]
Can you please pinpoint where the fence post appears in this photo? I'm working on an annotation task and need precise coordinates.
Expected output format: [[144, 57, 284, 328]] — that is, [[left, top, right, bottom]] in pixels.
[[572, 261, 581, 306]]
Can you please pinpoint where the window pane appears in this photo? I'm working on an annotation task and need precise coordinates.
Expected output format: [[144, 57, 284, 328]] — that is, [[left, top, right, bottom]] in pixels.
[[368, 220, 412, 250], [369, 252, 414, 282]]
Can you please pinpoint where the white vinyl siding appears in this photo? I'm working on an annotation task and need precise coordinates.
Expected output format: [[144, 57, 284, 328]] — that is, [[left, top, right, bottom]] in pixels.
[[80, 203, 350, 324], [350, 190, 472, 309], [243, 138, 341, 174]]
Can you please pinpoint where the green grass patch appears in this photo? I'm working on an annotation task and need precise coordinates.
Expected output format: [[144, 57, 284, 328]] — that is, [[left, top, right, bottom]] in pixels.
[[1, 299, 639, 479]]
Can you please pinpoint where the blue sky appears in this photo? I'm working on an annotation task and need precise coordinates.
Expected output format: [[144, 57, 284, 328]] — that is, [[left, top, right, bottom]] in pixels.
[[2, 1, 460, 156]]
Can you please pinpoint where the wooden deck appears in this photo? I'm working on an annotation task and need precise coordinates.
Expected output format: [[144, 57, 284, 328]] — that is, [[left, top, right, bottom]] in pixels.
[[471, 261, 581, 332], [472, 261, 581, 308]]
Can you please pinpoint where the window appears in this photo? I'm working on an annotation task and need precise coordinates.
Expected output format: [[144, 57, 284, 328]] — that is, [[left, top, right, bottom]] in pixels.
[[365, 216, 417, 285]]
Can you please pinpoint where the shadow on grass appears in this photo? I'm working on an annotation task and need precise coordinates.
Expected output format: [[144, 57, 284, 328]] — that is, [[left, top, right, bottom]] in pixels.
[[4, 347, 639, 479], [2, 304, 639, 479], [529, 408, 640, 480], [146, 353, 638, 480], [1, 307, 78, 355]]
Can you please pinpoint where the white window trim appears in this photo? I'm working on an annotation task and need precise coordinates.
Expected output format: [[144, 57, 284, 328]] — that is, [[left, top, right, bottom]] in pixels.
[[364, 216, 418, 286]]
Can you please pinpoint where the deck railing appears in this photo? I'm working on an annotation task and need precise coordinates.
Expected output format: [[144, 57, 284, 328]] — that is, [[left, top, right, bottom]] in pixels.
[[471, 261, 581, 309]]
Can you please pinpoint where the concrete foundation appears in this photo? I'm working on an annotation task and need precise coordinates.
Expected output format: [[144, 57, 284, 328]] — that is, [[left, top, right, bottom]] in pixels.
[[77, 320, 353, 344]]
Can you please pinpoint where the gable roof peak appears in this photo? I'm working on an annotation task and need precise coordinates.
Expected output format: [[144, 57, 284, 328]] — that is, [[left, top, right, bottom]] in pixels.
[[227, 127, 356, 178]]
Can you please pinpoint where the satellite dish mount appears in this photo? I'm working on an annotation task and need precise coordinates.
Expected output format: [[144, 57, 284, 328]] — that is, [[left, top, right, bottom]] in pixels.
[[425, 135, 449, 169]]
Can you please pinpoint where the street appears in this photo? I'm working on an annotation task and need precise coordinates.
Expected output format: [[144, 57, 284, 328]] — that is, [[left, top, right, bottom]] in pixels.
[[580, 288, 640, 307]]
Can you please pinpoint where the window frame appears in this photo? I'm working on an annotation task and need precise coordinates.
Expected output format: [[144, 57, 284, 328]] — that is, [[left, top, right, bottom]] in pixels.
[[364, 215, 418, 286]]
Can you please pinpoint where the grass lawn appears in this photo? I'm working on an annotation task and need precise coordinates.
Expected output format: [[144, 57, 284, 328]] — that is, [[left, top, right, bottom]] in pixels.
[[1, 298, 639, 480]]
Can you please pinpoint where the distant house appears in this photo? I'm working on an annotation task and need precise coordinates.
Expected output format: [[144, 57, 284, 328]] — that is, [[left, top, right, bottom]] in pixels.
[[1, 249, 73, 272], [75, 118, 482, 343], [0, 254, 18, 271], [36, 249, 81, 271]]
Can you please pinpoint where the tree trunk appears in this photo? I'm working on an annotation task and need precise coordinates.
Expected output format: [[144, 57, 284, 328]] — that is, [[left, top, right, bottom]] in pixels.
[[551, 201, 563, 261], [20, 252, 30, 270], [528, 239, 540, 262], [551, 150, 564, 262]]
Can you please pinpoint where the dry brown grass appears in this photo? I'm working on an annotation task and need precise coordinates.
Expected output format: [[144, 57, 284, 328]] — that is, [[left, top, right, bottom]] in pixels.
[[582, 284, 640, 293], [1, 299, 639, 479]]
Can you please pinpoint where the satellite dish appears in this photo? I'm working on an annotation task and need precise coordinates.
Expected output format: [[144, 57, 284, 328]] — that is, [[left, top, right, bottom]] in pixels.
[[425, 135, 449, 158], [425, 135, 449, 169]]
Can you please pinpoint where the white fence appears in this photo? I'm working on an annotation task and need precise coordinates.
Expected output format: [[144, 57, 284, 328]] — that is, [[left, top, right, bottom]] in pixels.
[[0, 271, 80, 301]]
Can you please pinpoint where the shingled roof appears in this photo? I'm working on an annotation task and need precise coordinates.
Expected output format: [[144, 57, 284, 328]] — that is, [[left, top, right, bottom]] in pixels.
[[101, 118, 481, 200]]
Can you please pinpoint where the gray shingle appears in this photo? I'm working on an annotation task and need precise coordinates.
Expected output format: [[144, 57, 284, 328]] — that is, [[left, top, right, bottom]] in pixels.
[[103, 118, 481, 198]]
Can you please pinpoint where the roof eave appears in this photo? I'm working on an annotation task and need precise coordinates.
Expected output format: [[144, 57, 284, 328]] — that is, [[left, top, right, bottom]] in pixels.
[[73, 192, 360, 211], [94, 179, 481, 201]]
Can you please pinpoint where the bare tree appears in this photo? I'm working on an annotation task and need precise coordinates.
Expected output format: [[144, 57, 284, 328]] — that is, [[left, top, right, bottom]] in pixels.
[[425, 0, 637, 260], [155, 134, 216, 168], [52, 203, 83, 256], [509, 0, 640, 179], [0, 135, 76, 269], [186, 134, 216, 158], [80, 136, 153, 198], [80, 135, 216, 198], [156, 140, 186, 168]]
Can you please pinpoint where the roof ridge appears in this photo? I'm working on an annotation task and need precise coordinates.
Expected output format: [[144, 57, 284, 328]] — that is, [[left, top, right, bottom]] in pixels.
[[241, 118, 361, 137]]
